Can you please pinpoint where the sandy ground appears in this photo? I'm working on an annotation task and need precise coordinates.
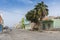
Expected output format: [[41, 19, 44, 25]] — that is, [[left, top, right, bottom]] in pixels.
[[0, 29, 60, 40]]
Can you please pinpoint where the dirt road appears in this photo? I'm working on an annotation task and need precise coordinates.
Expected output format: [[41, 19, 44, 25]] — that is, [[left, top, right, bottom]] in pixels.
[[0, 29, 60, 40]]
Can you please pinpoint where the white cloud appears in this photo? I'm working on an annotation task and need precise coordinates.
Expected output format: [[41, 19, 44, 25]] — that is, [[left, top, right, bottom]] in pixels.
[[0, 10, 5, 18], [0, 9, 28, 27], [48, 1, 60, 16]]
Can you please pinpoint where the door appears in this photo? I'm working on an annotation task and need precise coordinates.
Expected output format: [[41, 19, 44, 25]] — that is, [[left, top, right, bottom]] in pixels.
[[42, 24, 46, 30], [0, 24, 3, 32]]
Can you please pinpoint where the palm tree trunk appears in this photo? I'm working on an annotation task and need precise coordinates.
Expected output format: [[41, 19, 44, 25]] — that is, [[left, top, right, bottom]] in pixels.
[[30, 22, 36, 31]]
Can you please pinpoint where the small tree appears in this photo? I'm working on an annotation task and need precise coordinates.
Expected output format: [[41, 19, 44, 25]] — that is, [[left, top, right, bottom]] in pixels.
[[21, 18, 25, 29]]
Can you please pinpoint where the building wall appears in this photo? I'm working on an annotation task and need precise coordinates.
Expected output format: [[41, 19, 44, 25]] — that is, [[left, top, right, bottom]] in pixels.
[[41, 19, 53, 30], [25, 24, 31, 29], [53, 19, 60, 28], [0, 15, 3, 32], [24, 19, 31, 29]]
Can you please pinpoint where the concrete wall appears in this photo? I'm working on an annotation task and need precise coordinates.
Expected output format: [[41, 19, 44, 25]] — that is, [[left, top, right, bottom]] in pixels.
[[53, 19, 60, 28]]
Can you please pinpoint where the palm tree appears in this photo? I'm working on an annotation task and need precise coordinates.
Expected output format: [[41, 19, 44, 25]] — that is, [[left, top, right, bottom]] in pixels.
[[25, 1, 48, 30], [34, 1, 48, 30], [35, 1, 48, 21]]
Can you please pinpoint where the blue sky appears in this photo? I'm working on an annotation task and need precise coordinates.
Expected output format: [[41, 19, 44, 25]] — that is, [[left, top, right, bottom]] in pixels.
[[0, 0, 60, 27]]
